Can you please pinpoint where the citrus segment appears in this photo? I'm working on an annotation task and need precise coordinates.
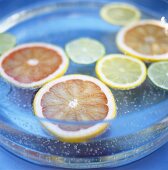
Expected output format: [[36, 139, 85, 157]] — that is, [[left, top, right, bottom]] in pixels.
[[0, 43, 69, 88], [100, 3, 140, 25], [65, 38, 105, 64], [96, 54, 147, 90], [148, 62, 168, 90], [0, 33, 16, 55], [117, 20, 168, 61], [34, 75, 116, 142]]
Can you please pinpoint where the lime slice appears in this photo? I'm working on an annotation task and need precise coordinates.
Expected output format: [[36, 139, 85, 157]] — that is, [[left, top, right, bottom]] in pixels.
[[0, 33, 16, 55], [100, 3, 141, 26], [148, 62, 168, 90], [65, 38, 105, 64], [96, 54, 147, 90]]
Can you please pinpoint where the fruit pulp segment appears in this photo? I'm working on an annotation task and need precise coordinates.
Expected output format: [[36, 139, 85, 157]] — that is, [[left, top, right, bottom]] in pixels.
[[41, 80, 109, 131]]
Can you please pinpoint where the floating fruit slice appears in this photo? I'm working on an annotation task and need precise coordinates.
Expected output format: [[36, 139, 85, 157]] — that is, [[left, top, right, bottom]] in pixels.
[[0, 33, 16, 55], [100, 3, 140, 26], [116, 20, 168, 62], [148, 61, 168, 90], [0, 43, 69, 88], [96, 54, 147, 90], [33, 75, 116, 142], [65, 38, 105, 64]]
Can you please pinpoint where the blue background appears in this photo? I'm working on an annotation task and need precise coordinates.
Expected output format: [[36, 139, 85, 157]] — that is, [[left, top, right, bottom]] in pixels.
[[0, 0, 168, 169]]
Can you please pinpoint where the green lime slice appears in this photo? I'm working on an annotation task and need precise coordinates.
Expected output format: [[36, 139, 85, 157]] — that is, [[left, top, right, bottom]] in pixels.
[[65, 38, 105, 64], [148, 62, 168, 90], [100, 3, 141, 26], [0, 33, 16, 55]]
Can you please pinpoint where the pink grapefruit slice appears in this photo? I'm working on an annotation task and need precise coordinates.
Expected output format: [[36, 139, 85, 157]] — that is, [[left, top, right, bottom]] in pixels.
[[33, 74, 116, 142], [116, 20, 168, 62], [0, 43, 69, 88]]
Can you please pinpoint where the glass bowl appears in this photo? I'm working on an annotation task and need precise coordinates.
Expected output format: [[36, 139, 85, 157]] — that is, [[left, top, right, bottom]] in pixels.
[[0, 0, 168, 169]]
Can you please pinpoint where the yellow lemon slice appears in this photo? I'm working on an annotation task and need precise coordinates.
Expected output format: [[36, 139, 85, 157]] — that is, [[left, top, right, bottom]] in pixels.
[[96, 54, 147, 90], [100, 3, 141, 26]]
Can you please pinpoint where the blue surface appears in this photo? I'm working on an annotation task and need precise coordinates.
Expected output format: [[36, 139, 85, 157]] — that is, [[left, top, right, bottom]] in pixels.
[[0, 0, 168, 169], [0, 143, 168, 170]]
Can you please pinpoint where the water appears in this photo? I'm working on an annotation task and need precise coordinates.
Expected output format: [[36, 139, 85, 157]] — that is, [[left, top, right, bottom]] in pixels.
[[0, 4, 168, 138]]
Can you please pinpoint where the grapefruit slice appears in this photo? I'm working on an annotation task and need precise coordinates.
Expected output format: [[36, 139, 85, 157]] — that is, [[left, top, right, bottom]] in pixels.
[[0, 43, 69, 88], [116, 20, 168, 62], [33, 75, 116, 142]]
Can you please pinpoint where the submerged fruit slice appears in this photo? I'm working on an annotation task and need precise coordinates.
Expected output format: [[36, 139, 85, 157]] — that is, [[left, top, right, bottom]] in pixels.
[[96, 54, 147, 90], [100, 3, 140, 25], [148, 61, 168, 90], [117, 20, 168, 62], [0, 43, 69, 88], [0, 33, 16, 55], [65, 38, 105, 64], [33, 75, 116, 142]]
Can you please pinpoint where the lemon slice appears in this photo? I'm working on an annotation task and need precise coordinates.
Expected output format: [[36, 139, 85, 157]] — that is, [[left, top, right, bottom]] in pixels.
[[100, 3, 141, 26], [116, 20, 168, 62], [65, 38, 105, 64], [96, 54, 147, 90], [148, 61, 168, 90], [0, 33, 16, 55], [0, 43, 69, 88], [33, 74, 116, 142]]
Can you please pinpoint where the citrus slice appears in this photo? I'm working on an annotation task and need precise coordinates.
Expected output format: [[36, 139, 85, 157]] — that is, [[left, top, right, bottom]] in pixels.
[[100, 3, 141, 26], [33, 74, 116, 142], [148, 61, 168, 90], [0, 33, 16, 55], [96, 54, 147, 90], [116, 20, 168, 62], [65, 38, 105, 64], [0, 43, 69, 88]]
